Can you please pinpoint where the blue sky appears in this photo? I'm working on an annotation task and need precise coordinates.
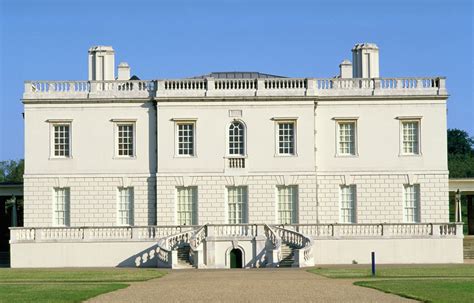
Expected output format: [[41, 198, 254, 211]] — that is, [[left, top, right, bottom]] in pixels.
[[0, 0, 472, 160]]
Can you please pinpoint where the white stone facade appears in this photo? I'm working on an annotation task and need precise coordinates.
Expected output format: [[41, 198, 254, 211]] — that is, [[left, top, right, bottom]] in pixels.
[[11, 44, 463, 268]]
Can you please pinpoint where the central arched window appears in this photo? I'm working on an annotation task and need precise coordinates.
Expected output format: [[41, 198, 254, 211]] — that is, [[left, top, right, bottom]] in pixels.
[[229, 121, 245, 155]]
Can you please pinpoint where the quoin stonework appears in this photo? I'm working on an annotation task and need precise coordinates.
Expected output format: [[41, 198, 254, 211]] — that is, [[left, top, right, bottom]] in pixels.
[[11, 43, 463, 268]]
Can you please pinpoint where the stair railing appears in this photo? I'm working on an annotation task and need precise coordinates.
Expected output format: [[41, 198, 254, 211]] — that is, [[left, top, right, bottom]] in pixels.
[[272, 225, 315, 267], [155, 226, 201, 268], [263, 224, 282, 266]]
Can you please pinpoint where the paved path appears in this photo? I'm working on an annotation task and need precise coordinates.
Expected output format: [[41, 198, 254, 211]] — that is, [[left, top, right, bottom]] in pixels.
[[87, 269, 415, 303]]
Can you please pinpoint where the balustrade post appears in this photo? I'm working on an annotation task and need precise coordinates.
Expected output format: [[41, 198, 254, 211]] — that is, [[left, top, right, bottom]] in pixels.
[[332, 224, 339, 238], [381, 224, 391, 238], [432, 223, 440, 237], [455, 223, 463, 238], [372, 78, 380, 95], [205, 77, 214, 97], [306, 78, 316, 96]]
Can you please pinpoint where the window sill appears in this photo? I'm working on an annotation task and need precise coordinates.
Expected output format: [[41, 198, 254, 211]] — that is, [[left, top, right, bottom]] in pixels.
[[113, 156, 137, 160], [174, 155, 197, 158], [399, 153, 423, 157], [274, 153, 298, 158], [49, 156, 73, 160], [335, 154, 359, 158]]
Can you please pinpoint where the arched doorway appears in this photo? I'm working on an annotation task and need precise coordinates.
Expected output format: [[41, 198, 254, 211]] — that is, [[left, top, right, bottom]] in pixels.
[[229, 248, 243, 268]]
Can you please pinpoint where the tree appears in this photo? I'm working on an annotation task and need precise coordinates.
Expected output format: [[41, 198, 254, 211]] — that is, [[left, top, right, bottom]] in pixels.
[[448, 129, 474, 178], [0, 159, 24, 183]]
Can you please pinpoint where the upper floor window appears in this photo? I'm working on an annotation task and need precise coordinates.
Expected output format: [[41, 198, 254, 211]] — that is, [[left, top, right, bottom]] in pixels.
[[52, 123, 71, 158], [53, 187, 70, 226], [116, 123, 135, 157], [229, 121, 245, 156], [337, 120, 357, 156], [401, 120, 420, 155], [117, 187, 134, 226], [340, 185, 356, 223], [403, 184, 420, 223], [177, 122, 195, 156], [277, 121, 296, 155], [177, 186, 197, 225]]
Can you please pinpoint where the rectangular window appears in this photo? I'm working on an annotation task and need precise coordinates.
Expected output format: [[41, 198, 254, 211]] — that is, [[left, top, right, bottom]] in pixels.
[[53, 124, 71, 157], [404, 184, 420, 223], [117, 187, 134, 225], [177, 187, 197, 225], [227, 186, 248, 224], [338, 121, 356, 155], [340, 185, 356, 223], [177, 123, 195, 156], [117, 123, 135, 157], [277, 185, 298, 224], [278, 122, 295, 155], [401, 121, 420, 155], [53, 187, 70, 226]]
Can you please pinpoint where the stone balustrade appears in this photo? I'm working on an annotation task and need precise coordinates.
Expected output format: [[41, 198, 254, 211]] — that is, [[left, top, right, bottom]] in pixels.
[[23, 77, 447, 100], [10, 223, 462, 244]]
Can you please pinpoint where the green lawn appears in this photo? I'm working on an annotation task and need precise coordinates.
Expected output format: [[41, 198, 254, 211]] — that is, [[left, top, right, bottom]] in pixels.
[[0, 268, 167, 303], [309, 265, 474, 303], [355, 279, 474, 303], [309, 264, 474, 278]]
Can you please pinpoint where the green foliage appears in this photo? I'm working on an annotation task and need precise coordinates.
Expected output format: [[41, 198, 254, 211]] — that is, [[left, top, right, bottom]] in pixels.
[[448, 129, 474, 178], [0, 159, 24, 183], [355, 279, 474, 303], [448, 129, 474, 155]]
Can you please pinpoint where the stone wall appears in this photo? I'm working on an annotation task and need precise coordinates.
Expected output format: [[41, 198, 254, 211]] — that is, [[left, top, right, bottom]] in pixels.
[[23, 175, 156, 227]]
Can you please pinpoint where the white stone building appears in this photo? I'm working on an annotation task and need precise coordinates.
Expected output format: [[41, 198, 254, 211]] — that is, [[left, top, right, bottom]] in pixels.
[[10, 44, 463, 268]]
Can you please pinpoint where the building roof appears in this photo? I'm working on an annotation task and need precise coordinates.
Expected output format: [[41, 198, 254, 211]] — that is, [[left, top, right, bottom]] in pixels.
[[190, 72, 286, 79]]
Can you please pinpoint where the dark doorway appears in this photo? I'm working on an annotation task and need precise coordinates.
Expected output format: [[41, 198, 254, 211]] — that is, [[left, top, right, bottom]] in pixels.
[[229, 249, 242, 268], [468, 195, 474, 235]]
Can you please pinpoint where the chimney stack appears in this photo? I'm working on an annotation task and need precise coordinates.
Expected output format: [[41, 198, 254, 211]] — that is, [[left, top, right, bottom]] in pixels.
[[117, 62, 131, 80], [339, 59, 353, 78], [352, 43, 379, 78], [88, 46, 115, 81]]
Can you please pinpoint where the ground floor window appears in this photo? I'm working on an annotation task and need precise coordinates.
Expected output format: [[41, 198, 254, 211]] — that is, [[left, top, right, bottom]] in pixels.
[[53, 187, 70, 226], [277, 185, 298, 224], [404, 184, 420, 222], [118, 187, 134, 225], [177, 186, 197, 225], [340, 185, 356, 223], [227, 186, 248, 224]]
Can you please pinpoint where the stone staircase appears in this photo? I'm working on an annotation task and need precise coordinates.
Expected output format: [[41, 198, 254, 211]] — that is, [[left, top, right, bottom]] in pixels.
[[464, 236, 474, 259], [279, 243, 295, 267], [177, 245, 193, 268]]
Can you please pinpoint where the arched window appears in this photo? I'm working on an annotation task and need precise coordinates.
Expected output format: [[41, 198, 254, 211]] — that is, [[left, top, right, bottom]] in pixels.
[[229, 121, 245, 155]]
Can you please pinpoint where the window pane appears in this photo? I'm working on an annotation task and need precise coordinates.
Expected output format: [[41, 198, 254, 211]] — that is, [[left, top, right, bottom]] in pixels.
[[177, 187, 197, 225], [117, 124, 134, 157], [278, 122, 295, 155], [177, 123, 194, 156], [229, 121, 245, 155], [277, 186, 297, 224], [53, 187, 70, 226], [118, 187, 134, 225], [53, 124, 70, 157], [404, 184, 420, 222], [340, 185, 356, 223], [402, 121, 419, 154], [228, 186, 248, 224], [338, 122, 355, 155]]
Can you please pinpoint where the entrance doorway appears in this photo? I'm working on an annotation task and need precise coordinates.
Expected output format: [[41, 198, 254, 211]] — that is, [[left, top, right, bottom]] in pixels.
[[229, 249, 243, 268]]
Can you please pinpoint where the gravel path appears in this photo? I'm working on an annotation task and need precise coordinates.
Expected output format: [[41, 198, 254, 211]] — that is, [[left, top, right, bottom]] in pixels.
[[87, 269, 415, 303]]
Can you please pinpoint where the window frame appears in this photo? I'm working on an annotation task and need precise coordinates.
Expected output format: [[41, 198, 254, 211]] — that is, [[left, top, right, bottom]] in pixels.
[[226, 186, 248, 224], [399, 118, 422, 156], [339, 185, 357, 223], [276, 185, 298, 224], [274, 119, 297, 157], [52, 187, 70, 227], [117, 187, 134, 226], [174, 119, 197, 157], [113, 121, 136, 159], [227, 120, 246, 157], [403, 184, 421, 223], [334, 118, 358, 157], [48, 120, 73, 159], [176, 186, 198, 225]]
